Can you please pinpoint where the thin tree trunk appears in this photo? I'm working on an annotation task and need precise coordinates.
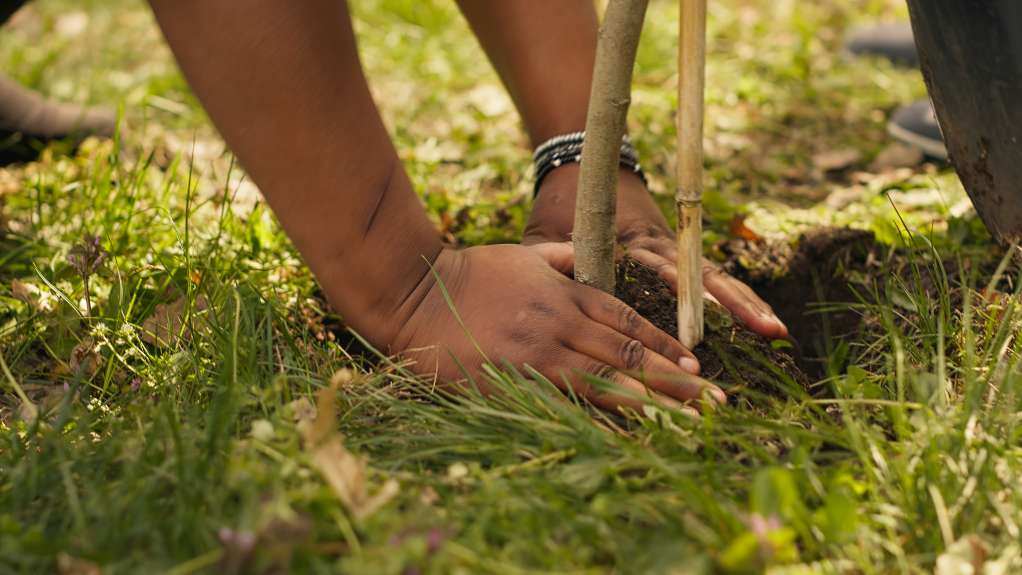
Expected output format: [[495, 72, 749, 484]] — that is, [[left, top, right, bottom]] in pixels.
[[676, 0, 706, 348], [573, 0, 650, 292]]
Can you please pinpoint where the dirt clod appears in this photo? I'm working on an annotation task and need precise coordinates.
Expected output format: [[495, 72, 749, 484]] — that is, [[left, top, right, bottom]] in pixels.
[[615, 258, 812, 400]]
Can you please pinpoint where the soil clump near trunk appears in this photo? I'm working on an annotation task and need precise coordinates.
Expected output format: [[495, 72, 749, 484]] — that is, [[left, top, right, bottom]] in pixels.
[[615, 258, 813, 401]]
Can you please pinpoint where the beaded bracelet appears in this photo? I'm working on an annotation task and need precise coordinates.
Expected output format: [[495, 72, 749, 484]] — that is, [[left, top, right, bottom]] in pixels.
[[532, 131, 647, 197]]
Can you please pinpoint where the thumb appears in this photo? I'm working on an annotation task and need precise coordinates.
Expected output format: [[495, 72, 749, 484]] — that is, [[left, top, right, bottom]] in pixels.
[[530, 241, 575, 276]]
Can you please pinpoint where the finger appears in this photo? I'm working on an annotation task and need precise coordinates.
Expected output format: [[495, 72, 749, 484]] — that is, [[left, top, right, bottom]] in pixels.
[[556, 357, 700, 417], [567, 322, 725, 404], [702, 262, 789, 339], [629, 247, 722, 305], [530, 241, 575, 276], [628, 247, 680, 291], [576, 288, 700, 374], [631, 246, 788, 340]]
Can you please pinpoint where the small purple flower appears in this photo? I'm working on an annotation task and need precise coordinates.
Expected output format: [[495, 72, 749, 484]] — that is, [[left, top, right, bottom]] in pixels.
[[67, 234, 107, 317], [67, 234, 107, 277]]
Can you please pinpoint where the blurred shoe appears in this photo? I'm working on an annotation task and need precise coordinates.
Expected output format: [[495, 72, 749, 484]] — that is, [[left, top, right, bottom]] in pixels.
[[0, 72, 115, 165], [888, 99, 947, 160], [845, 22, 918, 68]]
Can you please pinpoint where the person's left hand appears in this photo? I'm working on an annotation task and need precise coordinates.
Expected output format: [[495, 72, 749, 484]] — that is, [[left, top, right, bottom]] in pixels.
[[522, 163, 788, 340]]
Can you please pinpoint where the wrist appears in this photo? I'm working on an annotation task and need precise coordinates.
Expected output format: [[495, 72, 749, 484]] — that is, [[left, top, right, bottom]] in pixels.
[[536, 162, 649, 199], [309, 165, 445, 349], [532, 131, 645, 197], [385, 246, 463, 354]]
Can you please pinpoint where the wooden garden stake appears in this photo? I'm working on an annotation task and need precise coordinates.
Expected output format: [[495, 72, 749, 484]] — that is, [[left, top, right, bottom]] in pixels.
[[676, 0, 706, 348], [573, 0, 650, 293]]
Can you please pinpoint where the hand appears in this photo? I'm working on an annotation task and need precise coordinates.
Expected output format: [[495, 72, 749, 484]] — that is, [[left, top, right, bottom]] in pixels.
[[522, 164, 788, 339], [388, 243, 725, 414]]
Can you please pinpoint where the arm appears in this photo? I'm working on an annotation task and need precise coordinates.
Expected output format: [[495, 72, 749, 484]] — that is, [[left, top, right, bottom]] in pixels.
[[456, 0, 599, 146], [458, 1, 788, 339], [149, 0, 439, 348], [147, 0, 723, 412]]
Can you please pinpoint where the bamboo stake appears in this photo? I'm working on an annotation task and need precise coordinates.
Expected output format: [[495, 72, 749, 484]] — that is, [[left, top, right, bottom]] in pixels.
[[676, 0, 706, 348], [573, 0, 650, 293]]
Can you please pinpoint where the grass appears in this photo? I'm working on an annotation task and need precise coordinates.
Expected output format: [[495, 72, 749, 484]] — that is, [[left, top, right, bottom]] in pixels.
[[1, 0, 1020, 573]]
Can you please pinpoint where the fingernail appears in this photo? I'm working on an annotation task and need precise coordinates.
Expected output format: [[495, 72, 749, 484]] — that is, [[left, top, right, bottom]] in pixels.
[[681, 406, 701, 419], [679, 357, 700, 374], [708, 387, 727, 405]]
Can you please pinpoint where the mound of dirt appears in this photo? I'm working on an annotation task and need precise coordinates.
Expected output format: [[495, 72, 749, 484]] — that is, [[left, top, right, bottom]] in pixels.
[[615, 258, 812, 400]]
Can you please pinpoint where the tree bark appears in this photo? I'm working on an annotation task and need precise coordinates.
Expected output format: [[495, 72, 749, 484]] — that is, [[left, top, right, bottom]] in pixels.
[[573, 0, 650, 292], [906, 0, 1022, 245], [676, 0, 706, 348]]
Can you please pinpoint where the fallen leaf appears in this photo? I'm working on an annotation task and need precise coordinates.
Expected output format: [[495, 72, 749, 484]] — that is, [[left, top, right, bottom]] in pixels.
[[330, 368, 355, 387], [728, 215, 762, 242], [286, 397, 316, 423], [812, 148, 862, 172], [824, 186, 868, 210], [69, 338, 100, 378], [11, 279, 35, 304], [141, 295, 208, 348], [935, 535, 988, 575], [305, 372, 399, 520], [869, 142, 924, 172], [56, 553, 101, 575]]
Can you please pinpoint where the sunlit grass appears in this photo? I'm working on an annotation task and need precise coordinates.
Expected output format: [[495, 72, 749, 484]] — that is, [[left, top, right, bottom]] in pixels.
[[1, 0, 1019, 573]]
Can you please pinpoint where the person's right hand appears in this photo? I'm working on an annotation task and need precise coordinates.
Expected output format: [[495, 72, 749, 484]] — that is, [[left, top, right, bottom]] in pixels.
[[388, 243, 726, 414]]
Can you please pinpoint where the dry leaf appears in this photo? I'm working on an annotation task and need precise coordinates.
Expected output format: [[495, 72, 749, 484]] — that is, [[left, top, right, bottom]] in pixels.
[[311, 438, 399, 520], [69, 338, 100, 378], [870, 142, 924, 172], [11, 279, 35, 305], [812, 148, 862, 172], [420, 486, 440, 506], [330, 368, 355, 387], [728, 215, 762, 242], [312, 439, 366, 512], [56, 553, 101, 575], [286, 397, 316, 423], [18, 400, 39, 423], [305, 373, 398, 520], [935, 535, 988, 575], [141, 295, 208, 348]]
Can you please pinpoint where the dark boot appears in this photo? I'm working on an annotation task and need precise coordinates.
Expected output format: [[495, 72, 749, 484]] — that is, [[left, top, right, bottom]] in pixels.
[[844, 22, 947, 160]]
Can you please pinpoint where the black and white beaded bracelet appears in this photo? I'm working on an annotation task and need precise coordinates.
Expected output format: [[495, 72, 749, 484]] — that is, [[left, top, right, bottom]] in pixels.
[[532, 131, 647, 197]]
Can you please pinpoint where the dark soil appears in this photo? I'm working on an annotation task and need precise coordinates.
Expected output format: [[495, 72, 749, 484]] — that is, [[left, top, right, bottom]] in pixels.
[[719, 227, 882, 376], [615, 258, 813, 400]]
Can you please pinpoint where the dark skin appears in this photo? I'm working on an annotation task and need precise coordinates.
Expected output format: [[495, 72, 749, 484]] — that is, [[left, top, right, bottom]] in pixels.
[[459, 0, 788, 338], [147, 0, 784, 413]]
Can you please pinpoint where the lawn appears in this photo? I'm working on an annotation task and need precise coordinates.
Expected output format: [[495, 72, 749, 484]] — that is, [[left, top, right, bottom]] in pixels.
[[1, 0, 1020, 573]]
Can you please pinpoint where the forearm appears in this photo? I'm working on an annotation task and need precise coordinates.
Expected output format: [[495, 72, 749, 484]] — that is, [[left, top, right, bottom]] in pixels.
[[148, 0, 442, 346], [457, 0, 600, 146]]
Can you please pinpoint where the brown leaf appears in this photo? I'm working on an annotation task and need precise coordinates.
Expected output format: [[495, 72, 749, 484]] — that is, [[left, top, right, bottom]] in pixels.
[[56, 553, 101, 575], [304, 372, 399, 520], [869, 143, 924, 172], [812, 148, 862, 172], [11, 279, 34, 304], [69, 338, 100, 378], [728, 215, 762, 242], [141, 296, 208, 348]]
